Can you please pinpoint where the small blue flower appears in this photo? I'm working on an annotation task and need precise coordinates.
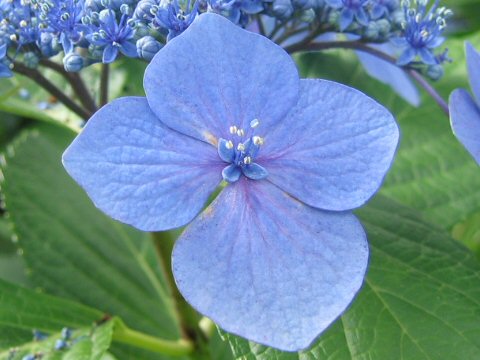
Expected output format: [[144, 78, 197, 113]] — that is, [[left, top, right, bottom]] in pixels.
[[370, 0, 398, 19], [63, 13, 398, 350], [392, 0, 451, 66], [38, 0, 86, 53], [449, 42, 480, 165], [153, 0, 198, 41], [86, 8, 137, 63], [325, 0, 370, 31]]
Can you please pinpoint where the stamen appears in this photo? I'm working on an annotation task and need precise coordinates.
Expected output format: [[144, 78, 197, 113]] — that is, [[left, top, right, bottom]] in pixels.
[[236, 128, 245, 137], [253, 136, 264, 146], [244, 156, 252, 165], [225, 140, 233, 149], [229, 125, 237, 134], [250, 119, 260, 128], [237, 143, 245, 151]]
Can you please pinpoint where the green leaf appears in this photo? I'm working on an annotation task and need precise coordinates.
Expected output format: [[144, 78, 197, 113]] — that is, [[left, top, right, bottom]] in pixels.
[[223, 195, 480, 359], [0, 277, 102, 350], [0, 318, 115, 360], [0, 123, 183, 358]]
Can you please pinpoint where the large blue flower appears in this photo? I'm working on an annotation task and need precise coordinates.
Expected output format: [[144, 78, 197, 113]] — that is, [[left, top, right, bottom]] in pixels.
[[63, 13, 399, 351], [449, 42, 480, 165]]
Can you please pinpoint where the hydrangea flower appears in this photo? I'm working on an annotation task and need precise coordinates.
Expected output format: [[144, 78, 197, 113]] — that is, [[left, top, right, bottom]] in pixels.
[[63, 13, 399, 350], [85, 8, 137, 63], [325, 0, 370, 31], [392, 0, 451, 66], [449, 42, 480, 165]]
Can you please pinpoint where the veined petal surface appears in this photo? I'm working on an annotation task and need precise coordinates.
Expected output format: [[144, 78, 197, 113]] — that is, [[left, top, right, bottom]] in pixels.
[[449, 89, 480, 165], [144, 13, 299, 145], [258, 79, 399, 211], [62, 97, 223, 231], [356, 43, 420, 107], [466, 42, 480, 104], [172, 179, 368, 351]]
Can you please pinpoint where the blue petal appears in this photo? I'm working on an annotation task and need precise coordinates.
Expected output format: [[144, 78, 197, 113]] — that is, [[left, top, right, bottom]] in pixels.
[[324, 0, 342, 8], [339, 8, 354, 31], [355, 8, 369, 26], [466, 42, 480, 104], [258, 79, 399, 211], [119, 41, 138, 58], [356, 43, 420, 106], [218, 138, 235, 162], [144, 13, 299, 145], [241, 162, 268, 180], [397, 47, 416, 66], [371, 4, 385, 19], [222, 164, 242, 182], [449, 89, 480, 165], [172, 180, 368, 351], [102, 44, 118, 63], [418, 47, 436, 65], [61, 34, 73, 54], [62, 97, 223, 231], [0, 43, 6, 58]]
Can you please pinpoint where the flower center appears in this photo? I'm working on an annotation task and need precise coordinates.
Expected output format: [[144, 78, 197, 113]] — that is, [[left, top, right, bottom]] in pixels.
[[217, 119, 268, 183]]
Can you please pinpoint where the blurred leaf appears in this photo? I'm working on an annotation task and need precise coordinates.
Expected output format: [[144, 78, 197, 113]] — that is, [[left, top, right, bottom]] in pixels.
[[0, 319, 114, 360], [0, 277, 102, 350], [224, 195, 480, 359], [0, 60, 129, 128], [0, 123, 184, 359]]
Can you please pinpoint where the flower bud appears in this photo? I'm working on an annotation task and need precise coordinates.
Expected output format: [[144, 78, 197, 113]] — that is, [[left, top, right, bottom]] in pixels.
[[63, 52, 84, 72], [136, 35, 162, 61]]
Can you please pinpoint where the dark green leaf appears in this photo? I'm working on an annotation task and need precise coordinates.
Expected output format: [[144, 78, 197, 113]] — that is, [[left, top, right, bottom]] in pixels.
[[0, 123, 183, 358]]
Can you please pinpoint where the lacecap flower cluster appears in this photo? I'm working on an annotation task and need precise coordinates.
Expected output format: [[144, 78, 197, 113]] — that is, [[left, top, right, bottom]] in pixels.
[[0, 0, 451, 78]]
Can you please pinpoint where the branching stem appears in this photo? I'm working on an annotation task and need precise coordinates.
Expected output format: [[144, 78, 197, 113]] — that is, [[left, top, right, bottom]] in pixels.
[[13, 62, 92, 119], [286, 40, 450, 116], [40, 59, 97, 113]]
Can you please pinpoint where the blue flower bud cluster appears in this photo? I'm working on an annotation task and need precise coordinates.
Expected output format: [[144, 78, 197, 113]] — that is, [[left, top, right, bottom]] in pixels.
[[0, 0, 451, 78], [7, 327, 73, 360]]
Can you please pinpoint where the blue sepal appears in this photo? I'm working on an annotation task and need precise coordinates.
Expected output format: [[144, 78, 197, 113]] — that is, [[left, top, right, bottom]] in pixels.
[[218, 138, 235, 163], [242, 163, 268, 180], [222, 164, 242, 182]]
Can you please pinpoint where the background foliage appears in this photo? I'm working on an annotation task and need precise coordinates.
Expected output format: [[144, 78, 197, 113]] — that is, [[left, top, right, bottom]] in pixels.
[[0, 1, 480, 359]]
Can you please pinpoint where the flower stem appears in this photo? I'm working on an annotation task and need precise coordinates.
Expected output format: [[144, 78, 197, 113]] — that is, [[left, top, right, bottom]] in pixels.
[[100, 63, 109, 107], [40, 59, 98, 113], [286, 40, 450, 116], [113, 319, 194, 356], [13, 62, 92, 119]]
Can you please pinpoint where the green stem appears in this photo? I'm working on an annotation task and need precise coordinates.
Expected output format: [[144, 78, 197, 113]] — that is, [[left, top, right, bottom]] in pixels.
[[100, 63, 109, 106], [113, 320, 194, 356]]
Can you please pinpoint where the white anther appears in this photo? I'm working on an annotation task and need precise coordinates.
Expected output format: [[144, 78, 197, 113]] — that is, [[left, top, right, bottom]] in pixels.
[[225, 140, 233, 149], [229, 125, 238, 134], [250, 118, 260, 128], [244, 156, 252, 165], [237, 143, 245, 151], [236, 128, 245, 137], [9, 34, 17, 41], [253, 136, 264, 146], [19, 20, 27, 27], [420, 29, 429, 38]]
